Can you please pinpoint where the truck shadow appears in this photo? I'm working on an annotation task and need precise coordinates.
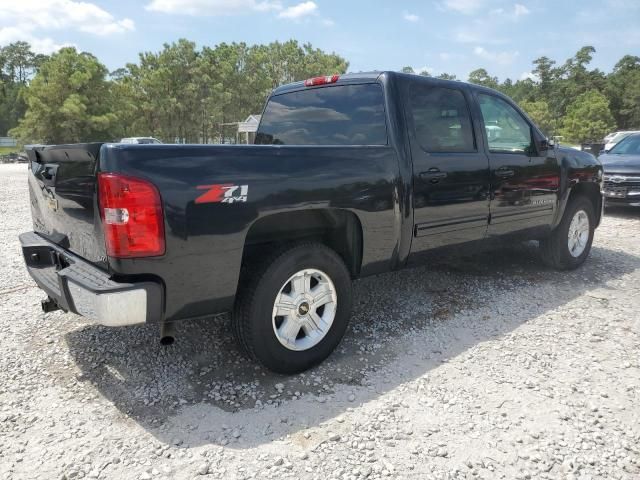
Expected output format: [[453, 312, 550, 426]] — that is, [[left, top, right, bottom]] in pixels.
[[65, 242, 639, 449], [603, 205, 640, 219]]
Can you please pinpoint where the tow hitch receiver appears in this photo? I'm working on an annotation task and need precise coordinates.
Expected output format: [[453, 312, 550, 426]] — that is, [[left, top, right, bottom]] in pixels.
[[41, 296, 61, 313]]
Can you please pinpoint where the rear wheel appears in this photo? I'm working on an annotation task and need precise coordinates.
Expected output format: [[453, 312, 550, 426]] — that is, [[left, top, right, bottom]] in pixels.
[[540, 196, 595, 270], [233, 243, 352, 374]]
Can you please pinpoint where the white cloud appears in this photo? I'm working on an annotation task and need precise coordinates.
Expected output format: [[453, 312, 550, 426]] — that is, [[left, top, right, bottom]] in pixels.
[[0, 0, 133, 52], [439, 52, 466, 62], [146, 0, 322, 22], [455, 28, 507, 45], [403, 12, 420, 22], [278, 1, 317, 19], [605, 0, 640, 9], [442, 0, 484, 14], [0, 27, 73, 54], [520, 71, 538, 81], [513, 4, 530, 17], [0, 1, 134, 36], [473, 46, 519, 65], [489, 3, 530, 20], [146, 0, 282, 15], [411, 65, 435, 75]]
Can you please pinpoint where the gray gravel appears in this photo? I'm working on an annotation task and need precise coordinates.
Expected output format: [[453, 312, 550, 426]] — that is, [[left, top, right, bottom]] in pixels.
[[1, 163, 639, 480]]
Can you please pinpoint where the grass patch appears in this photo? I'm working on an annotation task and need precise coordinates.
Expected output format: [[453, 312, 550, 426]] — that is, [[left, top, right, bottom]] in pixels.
[[0, 146, 21, 156]]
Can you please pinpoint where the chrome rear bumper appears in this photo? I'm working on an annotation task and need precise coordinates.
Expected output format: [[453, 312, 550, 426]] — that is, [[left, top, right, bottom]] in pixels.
[[19, 232, 162, 326]]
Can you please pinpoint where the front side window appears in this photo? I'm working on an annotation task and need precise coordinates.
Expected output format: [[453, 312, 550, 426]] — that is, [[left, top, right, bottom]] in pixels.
[[409, 85, 476, 153], [255, 84, 387, 146], [478, 94, 532, 154]]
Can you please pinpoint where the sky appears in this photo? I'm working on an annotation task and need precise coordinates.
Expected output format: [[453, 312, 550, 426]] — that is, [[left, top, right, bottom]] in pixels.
[[0, 0, 639, 81]]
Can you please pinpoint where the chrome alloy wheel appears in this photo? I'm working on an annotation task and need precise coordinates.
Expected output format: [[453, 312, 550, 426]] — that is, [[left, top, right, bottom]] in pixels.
[[567, 209, 590, 258], [272, 268, 337, 351]]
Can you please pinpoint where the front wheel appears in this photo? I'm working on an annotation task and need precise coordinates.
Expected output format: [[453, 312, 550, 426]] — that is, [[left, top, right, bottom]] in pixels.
[[540, 196, 596, 270], [233, 243, 353, 374]]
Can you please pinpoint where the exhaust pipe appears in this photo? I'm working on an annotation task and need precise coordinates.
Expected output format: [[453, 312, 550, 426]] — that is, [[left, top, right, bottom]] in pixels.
[[160, 322, 176, 346]]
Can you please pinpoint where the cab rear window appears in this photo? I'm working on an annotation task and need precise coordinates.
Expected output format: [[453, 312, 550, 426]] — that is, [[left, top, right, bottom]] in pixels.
[[255, 84, 387, 146]]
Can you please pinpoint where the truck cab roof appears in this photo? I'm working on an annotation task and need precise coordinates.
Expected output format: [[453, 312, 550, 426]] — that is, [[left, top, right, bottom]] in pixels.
[[271, 70, 506, 99]]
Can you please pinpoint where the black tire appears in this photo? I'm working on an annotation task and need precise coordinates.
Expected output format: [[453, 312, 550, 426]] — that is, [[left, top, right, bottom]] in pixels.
[[540, 196, 596, 270], [233, 243, 353, 374]]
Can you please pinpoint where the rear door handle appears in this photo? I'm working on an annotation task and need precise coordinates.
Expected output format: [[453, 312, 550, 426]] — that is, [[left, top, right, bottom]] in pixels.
[[495, 168, 515, 178], [420, 169, 448, 182]]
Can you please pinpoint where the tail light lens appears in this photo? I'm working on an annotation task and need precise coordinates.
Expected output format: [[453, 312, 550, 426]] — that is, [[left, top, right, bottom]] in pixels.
[[98, 173, 165, 258]]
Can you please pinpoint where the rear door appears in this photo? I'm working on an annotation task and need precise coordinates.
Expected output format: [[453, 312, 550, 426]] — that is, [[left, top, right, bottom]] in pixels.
[[474, 92, 559, 236], [406, 82, 491, 255]]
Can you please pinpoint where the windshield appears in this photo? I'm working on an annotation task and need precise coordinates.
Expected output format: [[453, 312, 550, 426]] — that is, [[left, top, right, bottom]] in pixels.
[[609, 134, 640, 154], [608, 132, 632, 144]]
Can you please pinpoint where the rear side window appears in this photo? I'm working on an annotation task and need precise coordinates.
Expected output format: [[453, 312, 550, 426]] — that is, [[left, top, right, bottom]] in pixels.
[[255, 84, 387, 146], [409, 85, 476, 153]]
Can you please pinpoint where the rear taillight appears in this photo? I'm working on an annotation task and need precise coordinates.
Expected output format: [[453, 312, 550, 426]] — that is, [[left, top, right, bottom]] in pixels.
[[98, 173, 165, 258], [304, 75, 340, 87]]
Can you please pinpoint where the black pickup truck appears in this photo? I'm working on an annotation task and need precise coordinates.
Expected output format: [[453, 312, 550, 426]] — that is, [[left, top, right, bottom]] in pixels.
[[20, 72, 603, 373]]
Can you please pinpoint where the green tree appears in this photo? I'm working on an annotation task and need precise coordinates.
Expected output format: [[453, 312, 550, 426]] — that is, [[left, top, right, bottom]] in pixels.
[[560, 90, 615, 143], [497, 78, 537, 103], [0, 42, 45, 135], [114, 39, 348, 143], [401, 66, 415, 74], [606, 55, 640, 129], [2, 41, 35, 84], [436, 73, 457, 80], [552, 46, 607, 121], [10, 47, 117, 144], [532, 56, 557, 101], [519, 99, 556, 135], [467, 68, 498, 89], [7, 39, 640, 146]]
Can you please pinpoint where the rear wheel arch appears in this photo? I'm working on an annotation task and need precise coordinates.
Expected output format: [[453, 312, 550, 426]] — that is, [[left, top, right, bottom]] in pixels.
[[240, 208, 363, 279]]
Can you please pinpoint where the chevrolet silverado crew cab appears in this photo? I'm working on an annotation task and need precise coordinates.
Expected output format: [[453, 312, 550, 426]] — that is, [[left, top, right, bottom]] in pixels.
[[20, 72, 603, 373]]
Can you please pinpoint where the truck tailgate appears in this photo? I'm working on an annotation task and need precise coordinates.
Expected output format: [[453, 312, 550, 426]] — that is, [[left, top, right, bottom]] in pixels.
[[26, 143, 107, 268]]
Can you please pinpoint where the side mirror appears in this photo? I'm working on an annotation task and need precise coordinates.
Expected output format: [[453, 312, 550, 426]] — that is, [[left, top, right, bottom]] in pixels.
[[535, 137, 552, 153]]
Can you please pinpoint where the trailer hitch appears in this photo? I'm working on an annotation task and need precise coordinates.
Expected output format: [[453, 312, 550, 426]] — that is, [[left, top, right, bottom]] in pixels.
[[41, 296, 61, 313]]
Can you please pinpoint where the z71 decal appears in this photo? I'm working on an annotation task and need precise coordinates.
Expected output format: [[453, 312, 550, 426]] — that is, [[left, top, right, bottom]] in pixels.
[[195, 184, 249, 204]]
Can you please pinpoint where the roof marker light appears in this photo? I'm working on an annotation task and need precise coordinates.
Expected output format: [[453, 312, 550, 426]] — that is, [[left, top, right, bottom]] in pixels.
[[304, 75, 340, 87]]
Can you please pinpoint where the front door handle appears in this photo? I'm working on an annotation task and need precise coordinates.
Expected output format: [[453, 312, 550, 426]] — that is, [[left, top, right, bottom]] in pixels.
[[420, 168, 448, 183], [495, 168, 515, 178]]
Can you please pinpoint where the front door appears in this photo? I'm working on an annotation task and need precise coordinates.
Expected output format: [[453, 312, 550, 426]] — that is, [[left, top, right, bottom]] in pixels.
[[406, 82, 491, 256], [475, 93, 559, 236]]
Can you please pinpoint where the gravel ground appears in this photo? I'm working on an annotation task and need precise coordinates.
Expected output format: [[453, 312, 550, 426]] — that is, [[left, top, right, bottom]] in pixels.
[[1, 163, 639, 480]]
